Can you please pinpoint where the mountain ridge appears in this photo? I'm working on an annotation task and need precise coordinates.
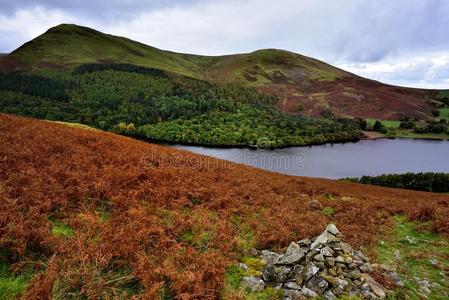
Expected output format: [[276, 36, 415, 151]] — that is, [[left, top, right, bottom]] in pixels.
[[1, 23, 446, 120]]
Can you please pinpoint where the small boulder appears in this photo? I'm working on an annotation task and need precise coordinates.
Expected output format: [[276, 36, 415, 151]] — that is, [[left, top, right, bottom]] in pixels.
[[308, 199, 322, 210], [307, 275, 329, 294], [302, 263, 320, 282], [238, 263, 249, 271], [359, 263, 373, 273], [284, 289, 304, 300], [262, 265, 291, 283], [326, 224, 341, 236], [301, 286, 319, 298], [284, 281, 302, 290], [361, 274, 386, 298], [260, 250, 280, 266], [241, 276, 265, 292], [278, 242, 307, 265]]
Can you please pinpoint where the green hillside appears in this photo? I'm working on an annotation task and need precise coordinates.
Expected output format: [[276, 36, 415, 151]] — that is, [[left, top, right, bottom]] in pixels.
[[1, 23, 446, 120], [6, 24, 217, 78]]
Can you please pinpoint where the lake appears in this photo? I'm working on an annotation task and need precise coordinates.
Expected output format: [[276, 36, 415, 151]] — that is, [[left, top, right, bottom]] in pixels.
[[172, 138, 449, 179]]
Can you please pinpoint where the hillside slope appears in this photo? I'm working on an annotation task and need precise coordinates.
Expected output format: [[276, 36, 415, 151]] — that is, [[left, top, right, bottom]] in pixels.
[[1, 24, 445, 120], [1, 113, 448, 298]]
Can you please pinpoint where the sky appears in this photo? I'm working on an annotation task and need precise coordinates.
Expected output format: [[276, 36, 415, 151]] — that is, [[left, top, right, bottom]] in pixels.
[[0, 0, 448, 89]]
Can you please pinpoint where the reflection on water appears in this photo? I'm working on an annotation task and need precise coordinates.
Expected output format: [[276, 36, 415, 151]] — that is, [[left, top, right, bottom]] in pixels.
[[172, 138, 449, 179]]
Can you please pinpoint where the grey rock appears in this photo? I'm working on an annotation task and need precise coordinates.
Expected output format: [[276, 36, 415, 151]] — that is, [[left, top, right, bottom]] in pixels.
[[420, 285, 431, 295], [307, 275, 329, 294], [278, 242, 307, 265], [302, 263, 320, 282], [340, 242, 352, 254], [390, 272, 404, 287], [324, 290, 337, 299], [326, 224, 341, 236], [348, 262, 358, 270], [301, 286, 318, 298], [361, 290, 377, 299], [263, 265, 292, 283], [344, 255, 354, 264], [335, 256, 345, 263], [404, 235, 417, 245], [284, 281, 302, 290], [284, 289, 304, 300], [238, 263, 249, 271], [241, 276, 265, 292], [310, 232, 328, 249], [354, 251, 369, 262], [261, 250, 281, 266], [378, 264, 395, 272], [314, 253, 325, 262], [361, 274, 386, 298], [298, 238, 311, 247], [321, 246, 335, 257], [326, 257, 336, 267], [350, 270, 362, 280], [359, 263, 373, 273], [429, 259, 439, 267], [332, 278, 349, 295], [394, 250, 401, 261]]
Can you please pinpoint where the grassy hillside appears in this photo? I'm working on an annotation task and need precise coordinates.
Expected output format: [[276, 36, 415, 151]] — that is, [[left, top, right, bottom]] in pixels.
[[2, 24, 446, 120], [1, 114, 448, 299]]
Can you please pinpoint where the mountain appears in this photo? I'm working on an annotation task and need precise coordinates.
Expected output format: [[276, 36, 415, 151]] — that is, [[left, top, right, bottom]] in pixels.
[[1, 23, 446, 119], [1, 113, 448, 298]]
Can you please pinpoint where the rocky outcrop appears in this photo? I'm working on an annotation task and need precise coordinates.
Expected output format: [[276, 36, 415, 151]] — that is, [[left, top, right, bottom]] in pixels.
[[241, 224, 388, 299]]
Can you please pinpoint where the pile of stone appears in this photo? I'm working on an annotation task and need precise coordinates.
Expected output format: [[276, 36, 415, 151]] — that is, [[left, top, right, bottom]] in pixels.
[[240, 224, 388, 299]]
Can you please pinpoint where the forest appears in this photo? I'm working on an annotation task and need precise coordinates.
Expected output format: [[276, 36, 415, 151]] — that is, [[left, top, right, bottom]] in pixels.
[[0, 64, 363, 147], [345, 172, 449, 193]]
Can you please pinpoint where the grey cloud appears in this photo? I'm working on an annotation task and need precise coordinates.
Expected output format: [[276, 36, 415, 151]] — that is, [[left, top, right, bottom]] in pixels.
[[0, 0, 448, 88]]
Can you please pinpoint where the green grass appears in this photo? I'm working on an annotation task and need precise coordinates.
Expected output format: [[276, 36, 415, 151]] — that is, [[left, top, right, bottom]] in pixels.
[[322, 206, 336, 217], [0, 261, 32, 299], [365, 118, 449, 140], [51, 121, 98, 131], [222, 263, 283, 300], [437, 107, 449, 121], [377, 216, 449, 299], [51, 219, 75, 238], [366, 119, 401, 129], [392, 129, 449, 140]]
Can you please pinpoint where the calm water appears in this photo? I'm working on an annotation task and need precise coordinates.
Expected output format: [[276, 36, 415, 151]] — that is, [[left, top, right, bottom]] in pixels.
[[173, 139, 449, 179]]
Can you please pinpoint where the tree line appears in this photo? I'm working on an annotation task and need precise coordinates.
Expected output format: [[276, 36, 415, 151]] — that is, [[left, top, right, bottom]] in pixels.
[[0, 64, 364, 147], [345, 172, 449, 193]]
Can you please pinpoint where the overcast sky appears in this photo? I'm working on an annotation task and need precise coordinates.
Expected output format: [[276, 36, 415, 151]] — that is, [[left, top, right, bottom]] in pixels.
[[0, 0, 448, 89]]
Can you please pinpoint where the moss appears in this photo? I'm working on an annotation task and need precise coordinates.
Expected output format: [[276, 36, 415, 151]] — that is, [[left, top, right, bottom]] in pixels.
[[322, 207, 336, 217], [242, 257, 266, 272], [51, 220, 75, 238], [377, 216, 449, 299]]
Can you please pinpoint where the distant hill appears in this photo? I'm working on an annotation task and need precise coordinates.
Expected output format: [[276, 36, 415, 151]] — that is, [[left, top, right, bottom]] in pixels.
[[1, 24, 446, 119]]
